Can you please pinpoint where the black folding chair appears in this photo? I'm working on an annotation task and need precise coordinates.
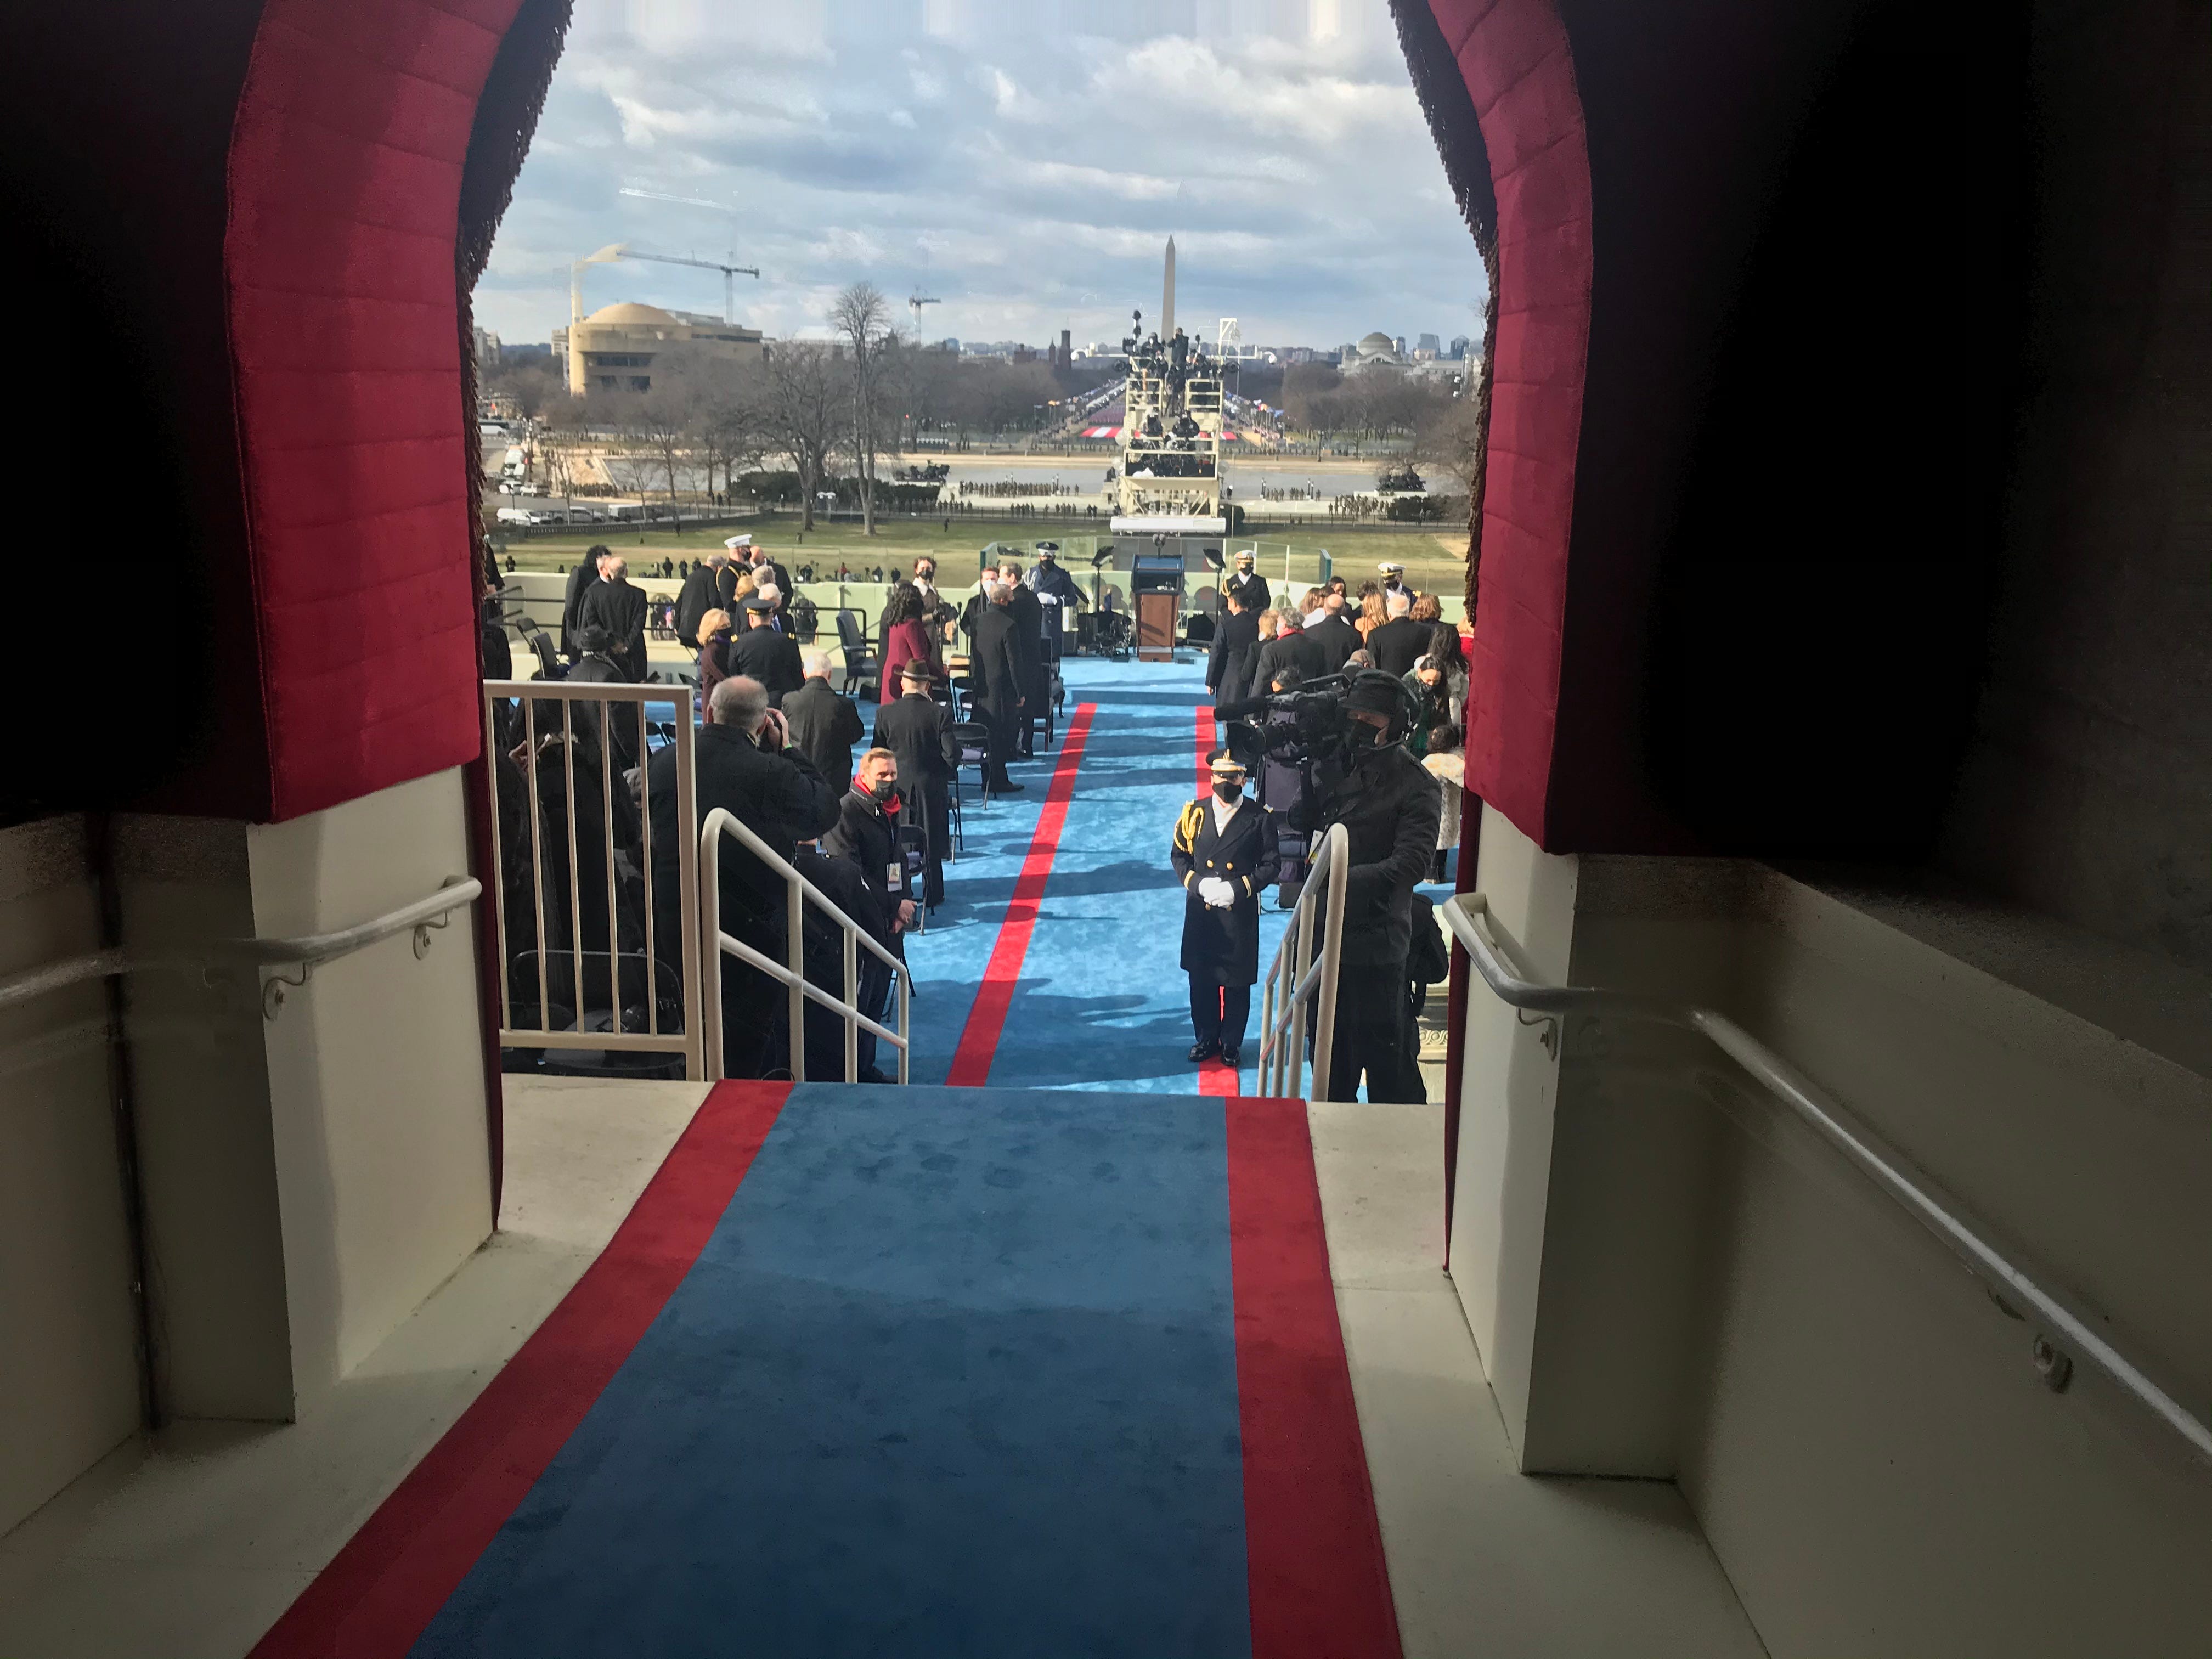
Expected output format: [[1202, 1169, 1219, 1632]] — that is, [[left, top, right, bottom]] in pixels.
[[950, 720, 994, 830], [506, 947, 686, 1079], [835, 608, 879, 701]]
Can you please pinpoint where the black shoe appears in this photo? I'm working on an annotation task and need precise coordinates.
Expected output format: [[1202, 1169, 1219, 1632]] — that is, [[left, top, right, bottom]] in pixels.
[[996, 780, 1026, 793], [1220, 1047, 1242, 1069], [1188, 1041, 1220, 1062], [856, 1064, 895, 1084]]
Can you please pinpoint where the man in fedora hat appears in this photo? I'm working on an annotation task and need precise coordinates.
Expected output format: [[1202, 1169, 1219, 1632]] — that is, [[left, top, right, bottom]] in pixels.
[[1172, 749, 1280, 1069]]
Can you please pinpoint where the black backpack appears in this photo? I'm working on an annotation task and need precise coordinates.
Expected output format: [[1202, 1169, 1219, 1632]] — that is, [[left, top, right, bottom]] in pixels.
[[1407, 892, 1451, 985]]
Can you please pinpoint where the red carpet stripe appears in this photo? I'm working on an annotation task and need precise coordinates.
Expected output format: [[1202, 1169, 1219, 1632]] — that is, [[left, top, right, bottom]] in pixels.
[[1226, 1095, 1403, 1658], [1197, 702, 1240, 1098], [945, 703, 1097, 1086], [249, 1081, 793, 1659]]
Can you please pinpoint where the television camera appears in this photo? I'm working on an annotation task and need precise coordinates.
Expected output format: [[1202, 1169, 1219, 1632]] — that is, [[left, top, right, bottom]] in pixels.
[[1213, 669, 1425, 834]]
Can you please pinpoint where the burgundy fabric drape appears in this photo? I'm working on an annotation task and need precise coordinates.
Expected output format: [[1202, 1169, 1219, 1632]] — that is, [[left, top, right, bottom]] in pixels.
[[224, 0, 527, 821], [1417, 0, 1593, 849]]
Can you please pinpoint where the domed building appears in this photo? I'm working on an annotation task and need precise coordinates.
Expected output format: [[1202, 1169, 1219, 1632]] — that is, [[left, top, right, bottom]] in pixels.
[[555, 299, 765, 398], [1346, 330, 1407, 370]]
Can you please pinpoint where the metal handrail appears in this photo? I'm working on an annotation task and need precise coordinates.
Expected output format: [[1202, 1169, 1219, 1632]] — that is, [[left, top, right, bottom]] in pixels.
[[483, 677, 702, 1080], [1442, 890, 2212, 1470], [1256, 822, 1349, 1100], [0, 881, 480, 1020], [698, 805, 911, 1084]]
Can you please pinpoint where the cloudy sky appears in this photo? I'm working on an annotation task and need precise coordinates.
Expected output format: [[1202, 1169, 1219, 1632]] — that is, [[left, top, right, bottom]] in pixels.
[[477, 0, 1487, 354]]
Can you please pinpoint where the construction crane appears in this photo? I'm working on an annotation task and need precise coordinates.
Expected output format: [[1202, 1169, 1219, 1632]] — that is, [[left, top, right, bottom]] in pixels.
[[620, 249, 760, 326], [908, 292, 941, 330]]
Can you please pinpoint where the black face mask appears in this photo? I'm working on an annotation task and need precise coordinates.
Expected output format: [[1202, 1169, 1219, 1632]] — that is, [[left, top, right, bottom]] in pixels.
[[1346, 720, 1387, 749], [869, 778, 897, 803], [1212, 782, 1242, 804]]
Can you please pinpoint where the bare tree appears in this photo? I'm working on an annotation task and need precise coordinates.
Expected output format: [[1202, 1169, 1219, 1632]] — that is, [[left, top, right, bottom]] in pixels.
[[760, 342, 844, 531], [828, 283, 896, 534], [690, 358, 769, 502], [634, 379, 697, 509]]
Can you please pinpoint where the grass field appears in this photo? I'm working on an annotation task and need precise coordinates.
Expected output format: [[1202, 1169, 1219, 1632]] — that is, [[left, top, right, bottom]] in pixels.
[[496, 515, 1473, 599]]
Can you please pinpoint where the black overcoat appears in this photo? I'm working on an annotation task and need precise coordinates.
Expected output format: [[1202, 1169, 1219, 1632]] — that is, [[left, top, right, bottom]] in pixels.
[[1170, 794, 1281, 985], [969, 603, 1025, 720]]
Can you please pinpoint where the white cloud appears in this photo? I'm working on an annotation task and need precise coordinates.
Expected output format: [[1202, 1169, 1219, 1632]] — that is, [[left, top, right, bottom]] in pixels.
[[476, 7, 1486, 350]]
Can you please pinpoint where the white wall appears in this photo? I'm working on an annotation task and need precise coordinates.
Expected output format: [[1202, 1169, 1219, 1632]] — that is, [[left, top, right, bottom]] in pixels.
[[1447, 810, 2212, 1652], [0, 817, 140, 1538], [249, 766, 494, 1406]]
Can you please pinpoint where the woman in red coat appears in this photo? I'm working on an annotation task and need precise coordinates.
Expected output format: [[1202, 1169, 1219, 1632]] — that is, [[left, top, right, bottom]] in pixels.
[[877, 585, 943, 703]]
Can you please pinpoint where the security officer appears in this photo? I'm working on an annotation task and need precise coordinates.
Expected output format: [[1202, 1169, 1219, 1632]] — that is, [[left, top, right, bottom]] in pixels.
[[1377, 560, 1410, 601], [1314, 672, 1442, 1101], [1172, 751, 1280, 1067], [1223, 547, 1269, 613]]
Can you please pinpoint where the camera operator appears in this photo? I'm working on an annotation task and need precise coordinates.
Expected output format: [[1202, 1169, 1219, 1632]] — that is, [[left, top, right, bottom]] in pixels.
[[1314, 673, 1442, 1102]]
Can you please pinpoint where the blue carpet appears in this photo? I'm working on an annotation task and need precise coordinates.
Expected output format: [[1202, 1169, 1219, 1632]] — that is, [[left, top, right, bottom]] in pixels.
[[906, 656, 1296, 1092], [411, 1086, 1254, 1658]]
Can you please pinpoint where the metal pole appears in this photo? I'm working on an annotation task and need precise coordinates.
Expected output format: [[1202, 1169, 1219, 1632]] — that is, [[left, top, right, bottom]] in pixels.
[[482, 688, 511, 1031], [600, 702, 618, 1029], [1311, 824, 1348, 1100], [675, 710, 702, 1079], [522, 697, 549, 1031], [698, 811, 724, 1082], [640, 699, 656, 1037], [843, 926, 860, 1082], [787, 876, 806, 1081], [896, 969, 910, 1085], [561, 703, 584, 1022]]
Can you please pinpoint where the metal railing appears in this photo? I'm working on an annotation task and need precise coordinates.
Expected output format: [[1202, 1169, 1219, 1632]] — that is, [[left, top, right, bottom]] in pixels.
[[698, 806, 911, 1085], [483, 678, 702, 1079], [1256, 822, 1349, 1100], [1441, 891, 2212, 1472], [0, 882, 480, 1020]]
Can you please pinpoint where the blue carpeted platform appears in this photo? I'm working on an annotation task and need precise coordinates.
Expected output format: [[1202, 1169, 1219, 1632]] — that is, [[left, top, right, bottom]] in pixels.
[[906, 655, 1296, 1091], [414, 1085, 1254, 1657]]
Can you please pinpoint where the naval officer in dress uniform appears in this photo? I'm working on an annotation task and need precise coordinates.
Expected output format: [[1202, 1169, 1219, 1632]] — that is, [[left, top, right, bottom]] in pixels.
[[1223, 547, 1269, 614], [1171, 751, 1281, 1066]]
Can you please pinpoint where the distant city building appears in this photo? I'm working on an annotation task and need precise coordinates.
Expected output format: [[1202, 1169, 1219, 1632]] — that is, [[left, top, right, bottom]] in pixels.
[[1347, 331, 1407, 371], [1417, 332, 1441, 353], [473, 326, 502, 370], [555, 301, 763, 398], [1449, 335, 1472, 360], [938, 337, 961, 353], [1393, 335, 1407, 356]]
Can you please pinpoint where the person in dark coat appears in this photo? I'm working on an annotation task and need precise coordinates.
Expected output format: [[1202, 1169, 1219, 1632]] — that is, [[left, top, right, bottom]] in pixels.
[[790, 839, 895, 1082], [1314, 672, 1444, 1102], [1171, 750, 1281, 1067], [676, 552, 725, 647], [995, 559, 1048, 755], [560, 546, 612, 658], [1364, 590, 1430, 679], [1025, 547, 1087, 609], [969, 578, 1028, 792], [1222, 548, 1269, 614], [695, 607, 736, 707], [747, 545, 795, 607], [877, 586, 944, 704], [822, 748, 918, 1082], [577, 553, 650, 680], [645, 675, 840, 1079], [874, 659, 960, 907], [563, 623, 642, 771], [1246, 609, 1323, 702], [1304, 591, 1363, 675], [730, 593, 804, 706], [782, 647, 866, 795], [1206, 590, 1261, 716]]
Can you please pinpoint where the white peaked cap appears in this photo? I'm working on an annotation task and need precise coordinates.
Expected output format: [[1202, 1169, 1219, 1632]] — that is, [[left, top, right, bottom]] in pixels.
[[725, 534, 754, 549]]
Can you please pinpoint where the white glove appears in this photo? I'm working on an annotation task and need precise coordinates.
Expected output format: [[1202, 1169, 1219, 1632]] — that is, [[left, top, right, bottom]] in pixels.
[[1198, 877, 1235, 908]]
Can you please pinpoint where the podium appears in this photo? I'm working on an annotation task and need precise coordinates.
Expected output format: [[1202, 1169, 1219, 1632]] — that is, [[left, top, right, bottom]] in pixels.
[[1132, 554, 1184, 662]]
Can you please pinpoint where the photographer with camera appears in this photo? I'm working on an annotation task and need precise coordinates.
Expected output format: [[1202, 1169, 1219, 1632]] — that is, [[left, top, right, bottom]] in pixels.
[[1314, 673, 1443, 1102]]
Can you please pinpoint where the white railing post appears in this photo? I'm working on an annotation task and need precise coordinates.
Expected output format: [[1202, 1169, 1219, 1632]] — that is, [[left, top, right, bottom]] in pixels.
[[1255, 822, 1348, 1102], [786, 876, 806, 1081]]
